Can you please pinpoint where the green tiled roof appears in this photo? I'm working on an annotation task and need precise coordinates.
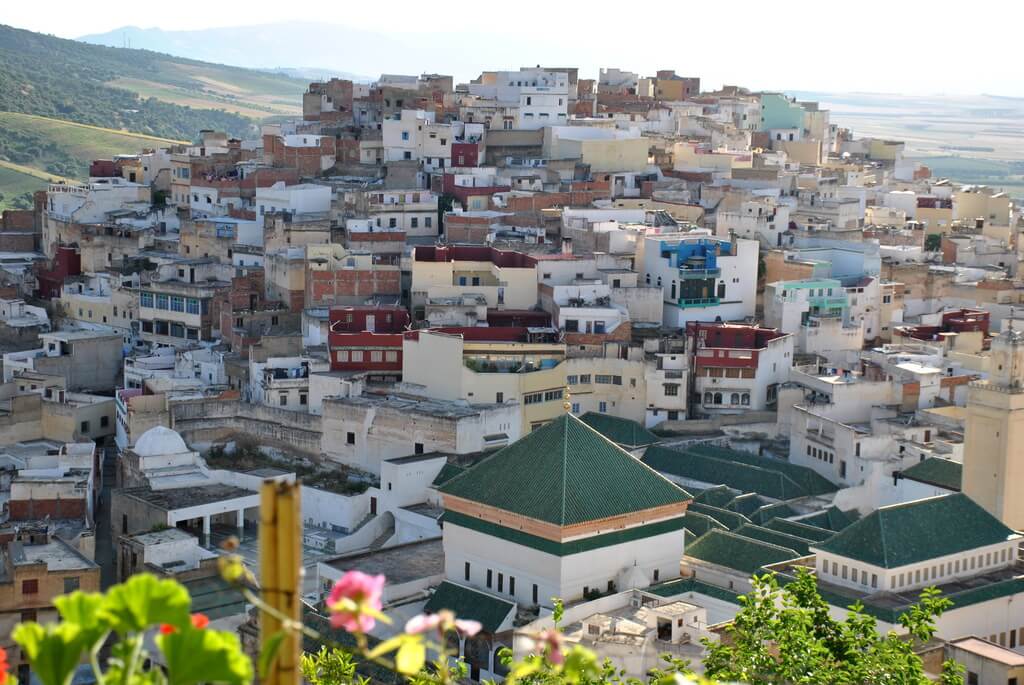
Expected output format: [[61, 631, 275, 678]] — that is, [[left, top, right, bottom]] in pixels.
[[734, 523, 812, 556], [726, 493, 769, 517], [901, 457, 962, 492], [750, 502, 799, 525], [647, 577, 742, 604], [443, 510, 687, 557], [642, 445, 835, 501], [441, 414, 690, 526], [688, 445, 838, 497], [579, 412, 659, 448], [814, 493, 1018, 569], [431, 463, 465, 487], [763, 517, 835, 543], [797, 506, 855, 531], [423, 581, 515, 633], [693, 485, 736, 508], [181, 575, 245, 621], [685, 529, 799, 575], [682, 510, 728, 539], [688, 502, 751, 531]]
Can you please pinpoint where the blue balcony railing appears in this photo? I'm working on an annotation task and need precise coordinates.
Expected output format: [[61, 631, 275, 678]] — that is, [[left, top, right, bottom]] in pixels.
[[679, 297, 721, 308]]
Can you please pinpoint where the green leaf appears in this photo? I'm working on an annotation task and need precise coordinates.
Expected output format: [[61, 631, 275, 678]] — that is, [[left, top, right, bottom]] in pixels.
[[101, 574, 191, 634], [395, 639, 426, 675], [157, 626, 253, 685], [258, 631, 286, 679], [365, 635, 405, 660], [54, 591, 109, 646], [12, 622, 86, 685]]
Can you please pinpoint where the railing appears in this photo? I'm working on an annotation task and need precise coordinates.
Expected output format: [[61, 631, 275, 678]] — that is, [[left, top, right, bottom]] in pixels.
[[678, 297, 720, 308], [678, 268, 720, 280]]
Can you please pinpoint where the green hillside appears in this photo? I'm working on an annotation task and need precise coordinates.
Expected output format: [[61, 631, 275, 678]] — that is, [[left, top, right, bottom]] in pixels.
[[0, 24, 309, 209]]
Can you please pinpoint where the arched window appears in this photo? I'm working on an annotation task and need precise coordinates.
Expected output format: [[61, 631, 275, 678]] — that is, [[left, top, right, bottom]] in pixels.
[[703, 392, 713, 405], [730, 393, 740, 405], [713, 392, 722, 405], [645, 273, 651, 285], [741, 393, 750, 405], [657, 276, 662, 287]]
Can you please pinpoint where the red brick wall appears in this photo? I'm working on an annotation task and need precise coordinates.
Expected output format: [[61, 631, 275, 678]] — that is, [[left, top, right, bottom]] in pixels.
[[305, 269, 401, 307], [1, 209, 34, 230], [9, 497, 87, 520], [263, 135, 337, 176], [0, 232, 36, 252]]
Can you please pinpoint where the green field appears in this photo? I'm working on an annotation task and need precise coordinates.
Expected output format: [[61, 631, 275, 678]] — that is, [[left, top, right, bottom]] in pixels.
[[0, 166, 46, 212], [0, 112, 186, 207]]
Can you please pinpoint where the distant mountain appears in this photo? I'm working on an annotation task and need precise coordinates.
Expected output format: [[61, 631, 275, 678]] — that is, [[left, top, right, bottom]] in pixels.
[[76, 22, 568, 83], [259, 67, 373, 84], [0, 24, 310, 207]]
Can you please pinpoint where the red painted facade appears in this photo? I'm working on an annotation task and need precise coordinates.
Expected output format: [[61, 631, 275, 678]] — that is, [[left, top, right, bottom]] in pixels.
[[329, 305, 410, 333], [35, 246, 81, 299], [451, 142, 482, 168], [686, 322, 784, 370]]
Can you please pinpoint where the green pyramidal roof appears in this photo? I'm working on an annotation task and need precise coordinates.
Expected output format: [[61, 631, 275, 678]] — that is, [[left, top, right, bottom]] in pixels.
[[579, 412, 659, 448], [814, 493, 1019, 569], [439, 414, 691, 526]]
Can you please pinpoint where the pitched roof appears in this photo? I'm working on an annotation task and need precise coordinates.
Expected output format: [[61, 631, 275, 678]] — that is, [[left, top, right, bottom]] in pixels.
[[642, 445, 836, 501], [579, 412, 659, 448], [814, 493, 1019, 569], [726, 493, 769, 517], [750, 501, 799, 525], [688, 502, 751, 531], [685, 528, 800, 575], [431, 462, 465, 487], [440, 414, 690, 526], [734, 523, 812, 556], [796, 506, 855, 532], [647, 577, 741, 604], [763, 517, 836, 543], [693, 484, 736, 508], [423, 581, 515, 633], [901, 457, 962, 492], [682, 510, 728, 539]]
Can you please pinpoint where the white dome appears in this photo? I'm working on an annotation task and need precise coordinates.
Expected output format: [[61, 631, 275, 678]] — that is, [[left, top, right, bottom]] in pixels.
[[134, 426, 189, 457]]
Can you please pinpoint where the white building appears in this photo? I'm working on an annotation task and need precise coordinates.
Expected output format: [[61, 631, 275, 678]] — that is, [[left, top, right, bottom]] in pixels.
[[255, 182, 331, 218], [468, 68, 571, 130], [640, 233, 758, 327]]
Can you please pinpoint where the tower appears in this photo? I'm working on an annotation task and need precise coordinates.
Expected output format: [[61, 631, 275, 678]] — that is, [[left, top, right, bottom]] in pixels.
[[962, 326, 1024, 529]]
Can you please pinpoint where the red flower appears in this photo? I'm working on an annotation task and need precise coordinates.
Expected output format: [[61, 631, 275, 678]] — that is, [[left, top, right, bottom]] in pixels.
[[191, 613, 210, 630], [0, 646, 9, 685], [159, 624, 177, 635]]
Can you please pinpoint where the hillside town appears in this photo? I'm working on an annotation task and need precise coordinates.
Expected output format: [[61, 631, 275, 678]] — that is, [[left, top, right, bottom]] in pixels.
[[2, 66, 1024, 683]]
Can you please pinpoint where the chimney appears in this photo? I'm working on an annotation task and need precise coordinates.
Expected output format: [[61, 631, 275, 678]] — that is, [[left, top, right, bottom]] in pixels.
[[561, 237, 572, 256]]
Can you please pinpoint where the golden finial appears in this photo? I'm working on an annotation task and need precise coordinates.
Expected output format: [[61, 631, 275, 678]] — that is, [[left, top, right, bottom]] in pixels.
[[563, 387, 572, 413]]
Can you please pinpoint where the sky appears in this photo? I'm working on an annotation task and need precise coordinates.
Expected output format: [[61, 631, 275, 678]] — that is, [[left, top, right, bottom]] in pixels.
[[6, 0, 1024, 96]]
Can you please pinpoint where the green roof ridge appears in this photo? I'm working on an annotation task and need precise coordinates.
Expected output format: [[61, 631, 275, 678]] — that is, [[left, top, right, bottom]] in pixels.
[[440, 415, 690, 526]]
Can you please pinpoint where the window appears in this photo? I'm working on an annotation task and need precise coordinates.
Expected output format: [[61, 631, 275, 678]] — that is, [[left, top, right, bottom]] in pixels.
[[741, 393, 750, 405], [425, 217, 432, 228], [653, 569, 660, 582], [370, 351, 383, 362], [347, 432, 355, 445], [279, 393, 288, 406], [186, 298, 200, 314], [509, 576, 515, 596], [336, 350, 349, 363], [497, 573, 504, 592], [595, 374, 613, 384], [100, 416, 109, 428], [579, 374, 591, 384], [713, 392, 722, 404], [401, 131, 409, 141], [465, 562, 471, 581], [486, 570, 493, 588], [599, 401, 607, 413], [141, 292, 154, 308], [299, 394, 308, 406], [64, 577, 80, 593], [705, 392, 713, 404], [351, 351, 364, 362], [170, 296, 184, 312], [566, 375, 578, 385], [533, 584, 539, 605], [496, 392, 503, 403], [385, 351, 398, 362], [664, 383, 679, 396], [389, 218, 397, 228], [22, 579, 38, 595], [730, 393, 740, 405], [415, 443, 424, 454], [155, 294, 169, 310], [80, 421, 90, 434], [411, 217, 418, 228]]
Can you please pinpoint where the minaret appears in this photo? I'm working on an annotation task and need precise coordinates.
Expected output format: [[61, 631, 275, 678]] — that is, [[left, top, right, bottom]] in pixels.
[[962, 321, 1024, 529]]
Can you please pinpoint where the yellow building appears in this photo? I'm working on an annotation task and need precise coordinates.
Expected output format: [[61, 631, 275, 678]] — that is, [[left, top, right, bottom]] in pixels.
[[402, 329, 567, 434], [955, 188, 1011, 227], [962, 329, 1024, 529], [410, 245, 538, 320]]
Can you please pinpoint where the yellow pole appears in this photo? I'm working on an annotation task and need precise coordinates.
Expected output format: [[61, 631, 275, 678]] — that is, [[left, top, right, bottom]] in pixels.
[[260, 479, 302, 685]]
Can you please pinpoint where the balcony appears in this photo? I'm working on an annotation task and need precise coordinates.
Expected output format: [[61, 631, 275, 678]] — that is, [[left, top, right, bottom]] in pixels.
[[678, 297, 720, 309], [678, 267, 720, 280], [809, 296, 847, 308]]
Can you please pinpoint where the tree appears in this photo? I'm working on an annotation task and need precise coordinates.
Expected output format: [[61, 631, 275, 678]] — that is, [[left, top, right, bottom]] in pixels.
[[701, 568, 964, 685], [925, 233, 943, 252]]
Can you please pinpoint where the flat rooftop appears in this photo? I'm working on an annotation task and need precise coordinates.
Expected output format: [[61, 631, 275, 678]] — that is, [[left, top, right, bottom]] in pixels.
[[325, 538, 443, 585], [119, 484, 256, 510], [329, 393, 501, 419], [948, 637, 1024, 666]]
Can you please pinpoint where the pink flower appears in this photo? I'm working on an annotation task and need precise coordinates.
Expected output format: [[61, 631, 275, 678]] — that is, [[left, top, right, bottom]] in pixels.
[[539, 629, 564, 665], [405, 610, 483, 637], [327, 571, 385, 633]]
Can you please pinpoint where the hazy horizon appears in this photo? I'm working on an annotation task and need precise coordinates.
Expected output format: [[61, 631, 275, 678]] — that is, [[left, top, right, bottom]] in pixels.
[[6, 0, 1024, 97]]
